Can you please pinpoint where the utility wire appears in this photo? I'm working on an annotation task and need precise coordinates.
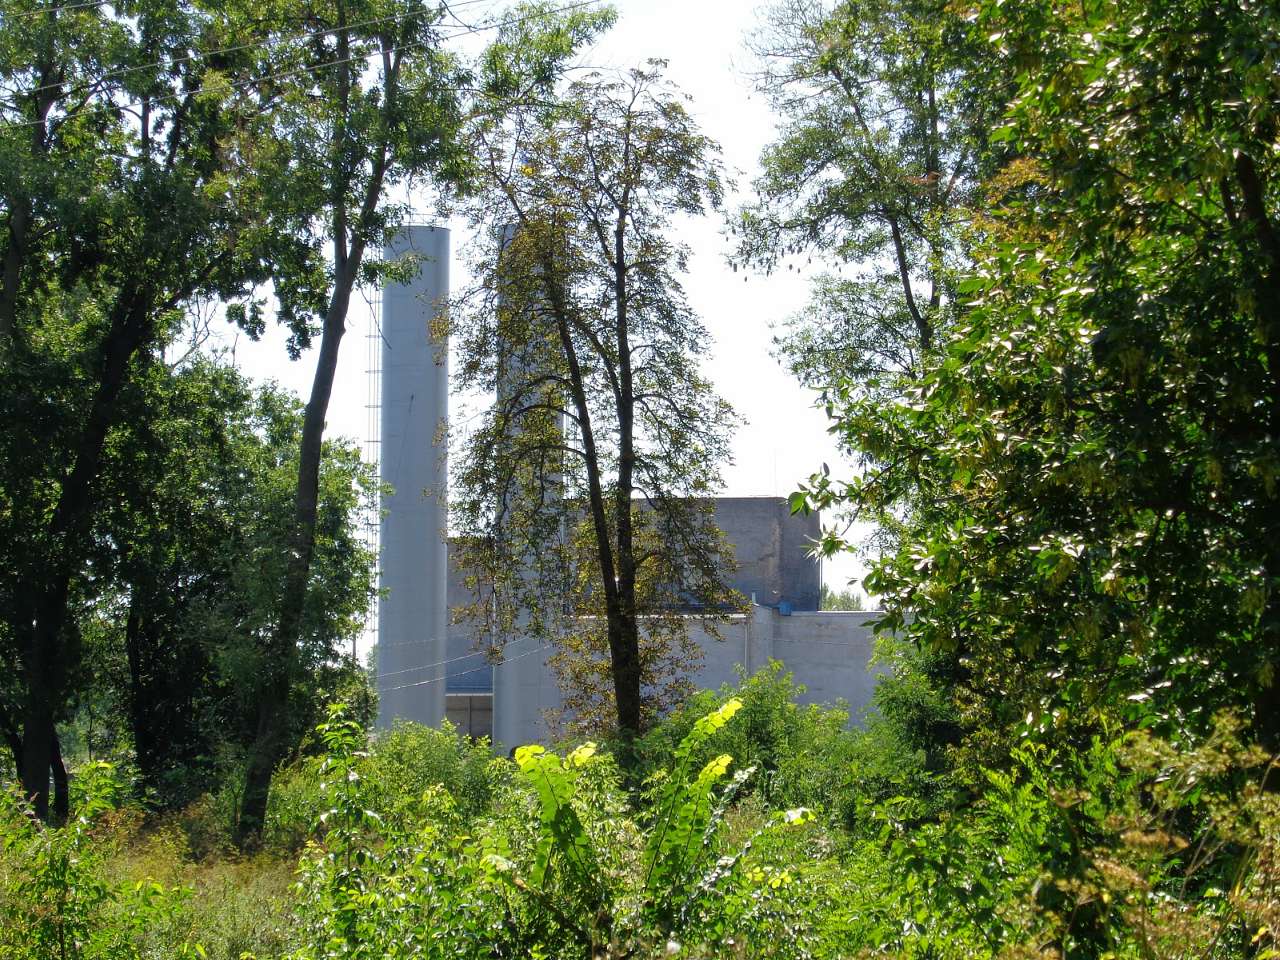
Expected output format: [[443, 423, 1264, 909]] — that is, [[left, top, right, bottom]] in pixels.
[[1, 0, 602, 129], [370, 620, 878, 685], [372, 632, 539, 681], [380, 642, 550, 693], [9, 0, 112, 20]]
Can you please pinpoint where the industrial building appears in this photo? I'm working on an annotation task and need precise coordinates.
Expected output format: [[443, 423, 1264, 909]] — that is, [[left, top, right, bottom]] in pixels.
[[374, 225, 881, 747]]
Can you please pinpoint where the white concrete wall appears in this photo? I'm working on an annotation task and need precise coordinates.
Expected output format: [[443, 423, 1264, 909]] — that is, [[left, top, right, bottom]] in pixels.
[[773, 611, 884, 716], [486, 605, 885, 748], [490, 635, 562, 753], [377, 226, 450, 729], [712, 499, 824, 610]]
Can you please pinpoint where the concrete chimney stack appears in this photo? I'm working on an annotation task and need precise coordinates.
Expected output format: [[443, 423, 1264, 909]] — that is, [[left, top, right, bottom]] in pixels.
[[376, 225, 450, 728]]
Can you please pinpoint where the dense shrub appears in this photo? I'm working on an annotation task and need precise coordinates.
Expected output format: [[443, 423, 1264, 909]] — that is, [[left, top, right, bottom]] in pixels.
[[0, 763, 198, 960], [264, 719, 502, 852], [3, 697, 1277, 959], [631, 655, 958, 832], [632, 661, 859, 814], [285, 701, 827, 959], [835, 639, 961, 832]]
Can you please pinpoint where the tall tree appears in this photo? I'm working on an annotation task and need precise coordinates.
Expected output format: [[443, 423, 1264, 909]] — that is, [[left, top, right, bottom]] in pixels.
[[736, 0, 996, 403], [228, 0, 461, 845], [232, 0, 612, 843], [800, 0, 1280, 761], [0, 0, 280, 819], [452, 63, 738, 743]]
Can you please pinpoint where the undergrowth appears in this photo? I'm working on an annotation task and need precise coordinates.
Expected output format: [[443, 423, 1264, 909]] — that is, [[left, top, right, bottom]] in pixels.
[[0, 670, 1275, 959]]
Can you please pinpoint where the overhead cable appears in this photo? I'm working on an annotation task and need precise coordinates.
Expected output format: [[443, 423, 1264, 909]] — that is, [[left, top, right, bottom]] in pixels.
[[379, 641, 550, 692]]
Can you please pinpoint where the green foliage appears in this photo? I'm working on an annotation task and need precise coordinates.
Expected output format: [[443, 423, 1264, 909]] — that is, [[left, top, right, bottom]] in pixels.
[[485, 697, 818, 957], [634, 663, 857, 815], [3, 698, 1278, 959], [818, 584, 867, 610], [825, 639, 962, 833], [737, 0, 1002, 425], [0, 763, 198, 960], [265, 719, 501, 853], [510, 743, 603, 903], [87, 363, 377, 810], [6, 0, 1280, 955], [864, 714, 1280, 959], [0, 0, 312, 817], [798, 0, 1280, 762], [275, 701, 825, 959], [640, 698, 741, 924], [289, 707, 386, 958]]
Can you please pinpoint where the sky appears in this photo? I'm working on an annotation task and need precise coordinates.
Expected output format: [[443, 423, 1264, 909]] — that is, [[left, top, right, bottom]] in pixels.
[[213, 0, 869, 595]]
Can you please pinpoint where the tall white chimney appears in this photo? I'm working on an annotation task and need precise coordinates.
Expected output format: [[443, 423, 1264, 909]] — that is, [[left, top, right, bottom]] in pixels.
[[377, 225, 449, 728]]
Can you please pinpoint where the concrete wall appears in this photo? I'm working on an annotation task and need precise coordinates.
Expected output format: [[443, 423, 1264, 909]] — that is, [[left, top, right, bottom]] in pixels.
[[773, 611, 884, 715], [712, 498, 823, 611], [376, 226, 450, 729], [480, 605, 884, 750], [444, 540, 491, 694], [440, 496, 823, 699]]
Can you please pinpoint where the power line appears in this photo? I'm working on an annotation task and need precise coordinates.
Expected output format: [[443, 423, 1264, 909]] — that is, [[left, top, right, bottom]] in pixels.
[[1, 0, 603, 130], [10, 0, 113, 20], [372, 632, 539, 680], [379, 641, 550, 693]]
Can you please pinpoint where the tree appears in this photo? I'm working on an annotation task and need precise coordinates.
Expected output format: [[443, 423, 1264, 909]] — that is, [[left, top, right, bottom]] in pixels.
[[232, 0, 612, 844], [737, 0, 997, 401], [0, 0, 282, 819], [800, 0, 1280, 761], [86, 360, 375, 807], [226, 0, 461, 847], [738, 0, 1009, 582], [819, 584, 866, 611], [452, 63, 738, 743]]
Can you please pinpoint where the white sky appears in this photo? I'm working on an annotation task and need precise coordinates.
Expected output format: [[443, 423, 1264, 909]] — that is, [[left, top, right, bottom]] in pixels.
[[215, 0, 869, 594]]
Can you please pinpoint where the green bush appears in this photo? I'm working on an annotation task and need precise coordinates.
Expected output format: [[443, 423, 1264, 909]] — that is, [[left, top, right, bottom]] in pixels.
[[0, 762, 198, 960], [834, 639, 961, 833], [7, 697, 1276, 959], [284, 701, 825, 959], [264, 718, 503, 852], [631, 655, 961, 834], [633, 661, 859, 815], [286, 706, 514, 960], [361, 720, 504, 827], [859, 714, 1280, 959]]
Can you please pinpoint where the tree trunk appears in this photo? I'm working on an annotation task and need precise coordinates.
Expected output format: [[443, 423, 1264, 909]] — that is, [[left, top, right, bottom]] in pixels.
[[1231, 151, 1280, 754], [544, 260, 641, 739], [123, 593, 168, 797], [233, 19, 402, 842], [0, 201, 31, 342], [19, 707, 54, 821], [19, 289, 151, 819], [609, 199, 642, 741], [50, 728, 68, 823], [235, 254, 362, 847]]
